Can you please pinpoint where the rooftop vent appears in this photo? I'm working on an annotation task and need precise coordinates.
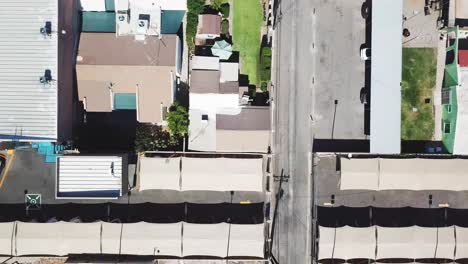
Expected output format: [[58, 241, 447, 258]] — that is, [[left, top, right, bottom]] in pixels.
[[201, 114, 209, 122], [40, 21, 52, 36], [39, 69, 52, 84]]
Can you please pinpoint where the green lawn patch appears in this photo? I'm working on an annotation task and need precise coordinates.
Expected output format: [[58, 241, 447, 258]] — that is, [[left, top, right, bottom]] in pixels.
[[401, 48, 436, 140], [187, 0, 205, 52], [233, 0, 263, 86]]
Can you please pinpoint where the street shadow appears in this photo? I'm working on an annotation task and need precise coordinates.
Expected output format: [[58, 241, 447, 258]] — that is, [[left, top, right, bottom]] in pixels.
[[176, 81, 190, 109], [313, 139, 370, 153], [401, 140, 447, 154], [239, 74, 250, 87], [76, 110, 138, 152]]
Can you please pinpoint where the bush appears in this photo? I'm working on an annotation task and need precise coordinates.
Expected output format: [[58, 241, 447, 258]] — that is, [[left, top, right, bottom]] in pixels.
[[259, 47, 272, 83], [134, 124, 177, 152], [261, 82, 268, 92], [187, 0, 205, 52], [211, 0, 223, 10], [166, 102, 189, 137], [221, 19, 229, 35], [220, 3, 230, 17]]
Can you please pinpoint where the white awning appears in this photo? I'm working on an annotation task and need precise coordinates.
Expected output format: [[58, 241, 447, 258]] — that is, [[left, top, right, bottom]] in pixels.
[[101, 222, 121, 255], [80, 0, 106, 11], [183, 223, 229, 257], [318, 226, 376, 260], [379, 159, 468, 191], [318, 226, 335, 260], [228, 224, 265, 258], [456, 226, 468, 259], [181, 157, 264, 192], [376, 226, 442, 259], [121, 222, 182, 256], [436, 227, 455, 259], [377, 226, 415, 259], [15, 222, 101, 256], [101, 222, 183, 256], [340, 158, 379, 190], [340, 158, 468, 191], [370, 0, 402, 154], [456, 0, 468, 19], [0, 222, 14, 256], [138, 157, 181, 191]]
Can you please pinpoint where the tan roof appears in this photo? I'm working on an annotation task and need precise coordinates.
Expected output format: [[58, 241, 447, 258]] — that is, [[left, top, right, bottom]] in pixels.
[[197, 14, 221, 35], [78, 33, 178, 66], [77, 65, 174, 123], [190, 70, 220, 93], [216, 130, 270, 153]]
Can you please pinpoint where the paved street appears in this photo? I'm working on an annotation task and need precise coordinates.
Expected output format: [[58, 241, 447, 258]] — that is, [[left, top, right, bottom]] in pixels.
[[271, 0, 367, 263]]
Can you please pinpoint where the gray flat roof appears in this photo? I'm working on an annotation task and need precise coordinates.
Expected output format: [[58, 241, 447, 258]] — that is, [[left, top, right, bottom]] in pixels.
[[370, 0, 402, 154], [216, 107, 271, 130]]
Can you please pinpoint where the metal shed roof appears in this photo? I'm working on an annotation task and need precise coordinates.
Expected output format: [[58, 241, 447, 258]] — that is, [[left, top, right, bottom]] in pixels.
[[0, 0, 58, 141], [370, 0, 402, 154], [56, 156, 123, 198]]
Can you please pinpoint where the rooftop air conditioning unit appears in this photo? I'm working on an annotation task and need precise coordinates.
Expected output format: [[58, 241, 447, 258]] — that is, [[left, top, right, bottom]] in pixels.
[[118, 14, 128, 22], [137, 19, 149, 35]]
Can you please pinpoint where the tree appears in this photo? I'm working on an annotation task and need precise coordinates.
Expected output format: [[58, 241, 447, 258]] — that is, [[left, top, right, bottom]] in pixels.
[[211, 0, 223, 10], [166, 102, 189, 137], [134, 124, 176, 152]]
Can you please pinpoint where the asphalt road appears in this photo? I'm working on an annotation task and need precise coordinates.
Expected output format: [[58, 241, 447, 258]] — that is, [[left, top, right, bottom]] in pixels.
[[271, 0, 367, 263], [271, 0, 314, 263]]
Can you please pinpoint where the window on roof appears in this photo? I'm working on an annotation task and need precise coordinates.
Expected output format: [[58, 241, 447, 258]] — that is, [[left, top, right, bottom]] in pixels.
[[443, 122, 451, 134], [113, 93, 137, 110]]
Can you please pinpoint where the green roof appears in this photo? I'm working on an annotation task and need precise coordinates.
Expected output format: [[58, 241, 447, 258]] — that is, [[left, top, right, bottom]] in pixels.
[[82, 12, 116, 33]]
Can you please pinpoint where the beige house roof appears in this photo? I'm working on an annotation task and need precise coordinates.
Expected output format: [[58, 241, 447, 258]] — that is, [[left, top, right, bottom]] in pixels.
[[77, 65, 174, 123], [78, 33, 178, 66], [190, 69, 220, 93], [77, 32, 178, 124], [216, 130, 270, 153], [197, 14, 221, 35]]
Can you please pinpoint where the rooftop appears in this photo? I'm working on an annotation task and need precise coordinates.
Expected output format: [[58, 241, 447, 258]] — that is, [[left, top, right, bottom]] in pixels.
[[78, 33, 178, 66], [197, 14, 221, 36], [190, 70, 220, 93], [0, 0, 58, 141], [370, 0, 402, 154], [76, 33, 180, 123]]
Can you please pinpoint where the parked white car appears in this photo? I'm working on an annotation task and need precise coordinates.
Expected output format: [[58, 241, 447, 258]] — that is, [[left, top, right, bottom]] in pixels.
[[360, 48, 371, 61]]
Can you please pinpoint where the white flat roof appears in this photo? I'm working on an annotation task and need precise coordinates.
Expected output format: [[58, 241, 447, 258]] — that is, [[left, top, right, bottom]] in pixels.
[[370, 0, 402, 154], [0, 0, 58, 141], [57, 156, 122, 198], [191, 56, 220, 71]]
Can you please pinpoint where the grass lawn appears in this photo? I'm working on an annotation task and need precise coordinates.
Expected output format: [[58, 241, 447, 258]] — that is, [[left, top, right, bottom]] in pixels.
[[401, 48, 437, 140], [232, 0, 263, 86]]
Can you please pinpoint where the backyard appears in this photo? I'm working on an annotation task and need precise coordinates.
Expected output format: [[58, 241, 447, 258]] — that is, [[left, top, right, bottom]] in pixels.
[[232, 0, 263, 86], [401, 48, 437, 140]]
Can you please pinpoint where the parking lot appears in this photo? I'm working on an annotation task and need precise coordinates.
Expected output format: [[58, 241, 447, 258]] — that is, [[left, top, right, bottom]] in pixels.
[[312, 0, 367, 140]]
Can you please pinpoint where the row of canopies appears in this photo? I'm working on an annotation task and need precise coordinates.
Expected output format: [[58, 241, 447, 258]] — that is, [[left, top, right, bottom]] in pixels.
[[138, 156, 265, 192], [340, 157, 468, 191], [0, 221, 265, 258], [318, 225, 468, 260]]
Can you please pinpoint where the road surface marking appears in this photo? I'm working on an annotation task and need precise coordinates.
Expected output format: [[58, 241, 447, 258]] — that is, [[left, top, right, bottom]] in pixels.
[[0, 150, 15, 189]]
